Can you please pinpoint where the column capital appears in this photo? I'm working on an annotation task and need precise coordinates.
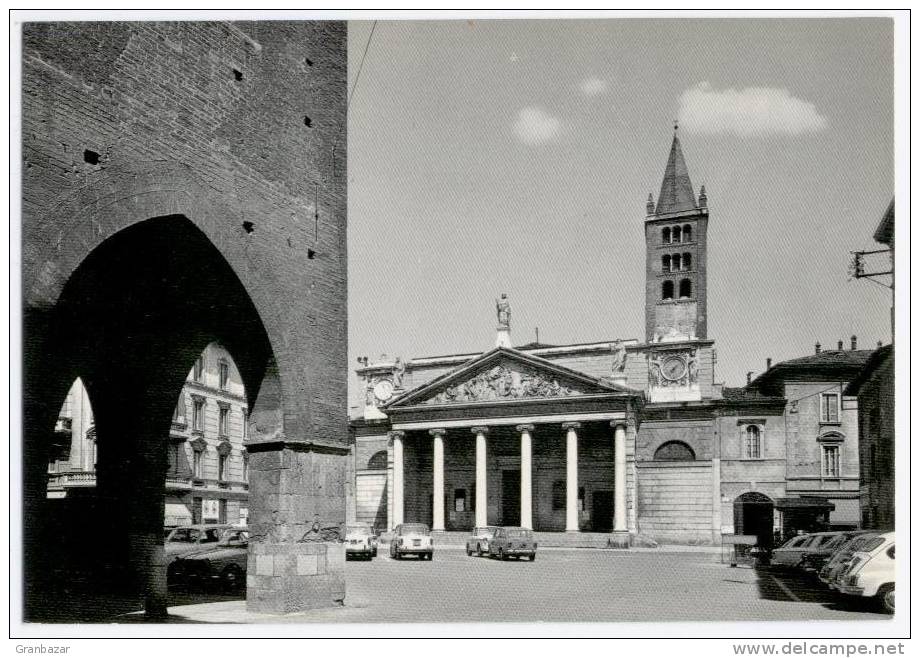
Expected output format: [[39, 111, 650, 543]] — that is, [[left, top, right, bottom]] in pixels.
[[610, 421, 628, 431], [388, 430, 405, 441], [428, 428, 447, 438], [561, 421, 581, 431], [515, 424, 535, 433], [470, 426, 490, 435]]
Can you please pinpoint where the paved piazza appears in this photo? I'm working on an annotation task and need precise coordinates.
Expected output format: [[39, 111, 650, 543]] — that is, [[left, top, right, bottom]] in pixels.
[[142, 549, 893, 624]]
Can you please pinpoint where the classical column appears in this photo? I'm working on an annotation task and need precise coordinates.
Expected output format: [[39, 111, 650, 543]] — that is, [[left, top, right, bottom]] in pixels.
[[390, 431, 405, 527], [472, 426, 489, 527], [612, 422, 628, 533], [430, 429, 446, 531], [563, 422, 580, 532], [517, 424, 534, 529]]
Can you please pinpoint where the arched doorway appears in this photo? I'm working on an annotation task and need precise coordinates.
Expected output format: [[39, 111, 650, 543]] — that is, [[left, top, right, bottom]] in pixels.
[[733, 492, 775, 549], [24, 215, 282, 619]]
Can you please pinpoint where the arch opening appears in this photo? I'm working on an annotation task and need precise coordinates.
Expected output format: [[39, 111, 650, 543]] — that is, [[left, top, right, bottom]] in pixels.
[[653, 441, 695, 461], [733, 492, 775, 549], [25, 214, 282, 619]]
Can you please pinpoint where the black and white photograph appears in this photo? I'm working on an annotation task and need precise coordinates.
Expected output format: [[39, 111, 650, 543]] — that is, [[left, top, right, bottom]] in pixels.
[[8, 7, 910, 648]]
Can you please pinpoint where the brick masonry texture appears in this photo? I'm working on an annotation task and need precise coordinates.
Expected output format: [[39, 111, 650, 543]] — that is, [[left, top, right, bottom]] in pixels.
[[21, 21, 349, 614], [23, 20, 347, 448]]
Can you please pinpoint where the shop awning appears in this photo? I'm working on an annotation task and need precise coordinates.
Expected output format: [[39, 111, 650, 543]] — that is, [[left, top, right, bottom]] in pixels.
[[775, 497, 835, 511]]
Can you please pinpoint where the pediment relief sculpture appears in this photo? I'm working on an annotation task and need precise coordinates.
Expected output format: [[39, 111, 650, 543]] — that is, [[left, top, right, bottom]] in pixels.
[[425, 363, 583, 405]]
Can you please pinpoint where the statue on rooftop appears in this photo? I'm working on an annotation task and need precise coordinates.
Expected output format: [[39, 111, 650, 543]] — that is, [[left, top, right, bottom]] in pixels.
[[496, 293, 511, 328]]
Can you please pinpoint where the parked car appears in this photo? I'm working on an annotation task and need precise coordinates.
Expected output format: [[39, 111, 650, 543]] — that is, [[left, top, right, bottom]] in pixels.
[[820, 532, 882, 588], [770, 532, 840, 569], [345, 522, 376, 560], [800, 530, 869, 573], [488, 526, 537, 561], [466, 526, 499, 557], [836, 531, 894, 613], [164, 524, 235, 559], [168, 527, 249, 590], [389, 523, 433, 560]]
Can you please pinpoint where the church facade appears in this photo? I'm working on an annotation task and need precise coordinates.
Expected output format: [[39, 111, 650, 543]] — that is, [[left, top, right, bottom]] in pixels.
[[348, 134, 869, 546]]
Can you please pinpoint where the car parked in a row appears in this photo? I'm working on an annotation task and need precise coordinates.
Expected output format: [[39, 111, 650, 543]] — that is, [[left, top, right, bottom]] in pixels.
[[769, 529, 894, 613], [167, 526, 249, 590], [467, 526, 537, 561]]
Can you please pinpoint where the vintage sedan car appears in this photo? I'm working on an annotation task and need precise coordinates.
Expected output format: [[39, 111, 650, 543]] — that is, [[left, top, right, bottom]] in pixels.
[[164, 524, 235, 559], [800, 530, 868, 573], [488, 526, 537, 561], [168, 527, 249, 590], [345, 523, 376, 560], [770, 532, 840, 569], [389, 523, 433, 560], [837, 531, 894, 613], [820, 532, 882, 588], [466, 526, 499, 557]]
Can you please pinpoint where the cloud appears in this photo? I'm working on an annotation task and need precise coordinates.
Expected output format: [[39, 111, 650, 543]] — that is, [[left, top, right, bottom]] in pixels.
[[580, 76, 608, 97], [513, 107, 561, 145], [678, 82, 828, 137]]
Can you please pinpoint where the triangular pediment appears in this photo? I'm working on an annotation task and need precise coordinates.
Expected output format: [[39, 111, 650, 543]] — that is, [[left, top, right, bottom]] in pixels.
[[385, 347, 628, 409]]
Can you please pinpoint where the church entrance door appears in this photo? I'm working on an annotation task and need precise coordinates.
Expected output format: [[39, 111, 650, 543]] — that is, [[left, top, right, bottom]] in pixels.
[[501, 470, 520, 526], [592, 490, 614, 532]]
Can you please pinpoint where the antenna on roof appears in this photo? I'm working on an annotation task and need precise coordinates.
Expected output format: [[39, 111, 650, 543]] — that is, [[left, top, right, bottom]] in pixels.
[[535, 327, 539, 344]]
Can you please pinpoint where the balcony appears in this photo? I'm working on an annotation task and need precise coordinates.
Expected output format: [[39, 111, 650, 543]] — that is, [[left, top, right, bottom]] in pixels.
[[165, 474, 193, 490]]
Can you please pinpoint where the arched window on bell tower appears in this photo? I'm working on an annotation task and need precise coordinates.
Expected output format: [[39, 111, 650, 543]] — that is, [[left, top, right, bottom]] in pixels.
[[662, 227, 671, 243], [662, 280, 674, 300], [661, 254, 671, 273], [682, 253, 692, 271], [679, 278, 692, 299]]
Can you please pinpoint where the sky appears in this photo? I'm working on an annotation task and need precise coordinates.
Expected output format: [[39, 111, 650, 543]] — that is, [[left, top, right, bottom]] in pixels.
[[346, 18, 893, 407]]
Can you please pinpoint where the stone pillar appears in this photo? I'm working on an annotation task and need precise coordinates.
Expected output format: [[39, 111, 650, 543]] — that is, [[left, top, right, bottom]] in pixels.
[[517, 424, 534, 529], [612, 422, 628, 534], [430, 429, 446, 531], [390, 431, 405, 527], [245, 442, 348, 614], [472, 426, 489, 527], [712, 457, 722, 544], [563, 422, 580, 532]]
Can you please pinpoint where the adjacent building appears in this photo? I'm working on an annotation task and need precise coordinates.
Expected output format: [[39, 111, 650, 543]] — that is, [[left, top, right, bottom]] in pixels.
[[47, 343, 250, 527], [845, 200, 895, 531], [348, 132, 876, 547]]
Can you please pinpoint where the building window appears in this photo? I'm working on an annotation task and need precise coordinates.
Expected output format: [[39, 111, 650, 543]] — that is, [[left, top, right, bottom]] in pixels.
[[242, 451, 249, 483], [662, 254, 671, 273], [192, 497, 203, 524], [192, 398, 204, 432], [577, 486, 585, 512], [552, 480, 566, 510], [682, 224, 692, 242], [744, 425, 763, 459], [193, 356, 203, 382], [678, 278, 692, 298], [168, 442, 180, 476], [672, 225, 682, 242], [243, 409, 249, 440], [219, 499, 228, 524], [682, 252, 692, 270], [219, 361, 229, 390], [193, 450, 203, 479], [820, 393, 840, 423], [654, 441, 695, 461], [822, 444, 841, 477], [218, 453, 228, 482], [662, 227, 671, 243], [454, 489, 467, 512], [662, 280, 674, 300], [671, 253, 682, 271], [218, 406, 229, 438]]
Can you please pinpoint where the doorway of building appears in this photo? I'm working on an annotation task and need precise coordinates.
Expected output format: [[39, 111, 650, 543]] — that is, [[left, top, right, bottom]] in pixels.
[[501, 470, 521, 526], [592, 490, 614, 532], [733, 492, 775, 549]]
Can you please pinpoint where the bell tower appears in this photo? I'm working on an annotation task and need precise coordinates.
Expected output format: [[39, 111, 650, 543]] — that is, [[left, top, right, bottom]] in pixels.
[[644, 129, 708, 344]]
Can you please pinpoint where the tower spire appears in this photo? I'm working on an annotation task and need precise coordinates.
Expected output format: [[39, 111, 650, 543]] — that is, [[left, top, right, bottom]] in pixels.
[[655, 129, 697, 214]]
